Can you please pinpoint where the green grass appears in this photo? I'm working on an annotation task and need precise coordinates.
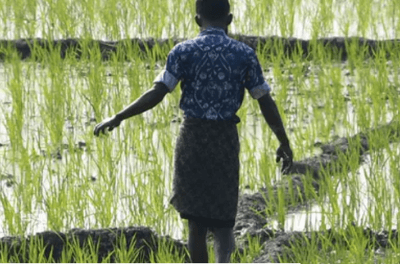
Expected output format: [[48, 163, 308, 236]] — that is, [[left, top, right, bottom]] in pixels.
[[1, 0, 400, 39], [0, 0, 400, 262]]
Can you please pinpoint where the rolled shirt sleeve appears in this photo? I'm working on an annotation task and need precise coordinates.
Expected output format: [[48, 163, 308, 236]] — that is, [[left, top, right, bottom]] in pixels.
[[154, 45, 182, 92], [244, 49, 271, 99], [154, 69, 179, 92]]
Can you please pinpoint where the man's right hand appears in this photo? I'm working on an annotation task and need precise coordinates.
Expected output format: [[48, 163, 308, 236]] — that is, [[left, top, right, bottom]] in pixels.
[[93, 116, 122, 137], [276, 142, 293, 174]]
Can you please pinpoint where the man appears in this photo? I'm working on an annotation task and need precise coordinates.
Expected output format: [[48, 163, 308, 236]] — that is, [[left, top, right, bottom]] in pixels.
[[94, 0, 293, 262]]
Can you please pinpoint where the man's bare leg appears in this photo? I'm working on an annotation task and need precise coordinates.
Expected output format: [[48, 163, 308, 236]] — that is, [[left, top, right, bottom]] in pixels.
[[210, 227, 235, 263], [188, 220, 208, 263]]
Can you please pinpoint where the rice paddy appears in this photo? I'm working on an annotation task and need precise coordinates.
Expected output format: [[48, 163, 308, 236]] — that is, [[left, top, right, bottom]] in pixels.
[[0, 0, 400, 262]]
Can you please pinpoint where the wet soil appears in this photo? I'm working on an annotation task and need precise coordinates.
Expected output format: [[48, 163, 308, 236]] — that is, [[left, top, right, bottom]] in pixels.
[[1, 36, 400, 61], [1, 225, 397, 263], [0, 226, 188, 263], [252, 226, 399, 263], [1, 121, 399, 262]]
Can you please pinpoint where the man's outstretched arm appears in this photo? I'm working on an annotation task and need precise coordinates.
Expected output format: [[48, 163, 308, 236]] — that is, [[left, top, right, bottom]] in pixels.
[[94, 82, 169, 136], [257, 92, 293, 172], [257, 92, 289, 144], [115, 82, 169, 121]]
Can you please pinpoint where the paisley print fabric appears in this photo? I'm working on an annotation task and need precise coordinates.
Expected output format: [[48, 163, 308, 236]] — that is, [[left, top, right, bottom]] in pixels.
[[154, 26, 270, 121]]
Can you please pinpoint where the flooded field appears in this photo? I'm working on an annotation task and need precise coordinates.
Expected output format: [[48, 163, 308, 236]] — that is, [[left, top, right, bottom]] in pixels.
[[1, 0, 400, 262], [270, 143, 400, 232], [0, 59, 399, 237]]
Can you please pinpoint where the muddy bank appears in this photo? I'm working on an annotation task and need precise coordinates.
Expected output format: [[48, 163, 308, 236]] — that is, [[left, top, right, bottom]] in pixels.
[[252, 225, 399, 263], [0, 226, 189, 263], [1, 36, 399, 61], [0, 225, 398, 263]]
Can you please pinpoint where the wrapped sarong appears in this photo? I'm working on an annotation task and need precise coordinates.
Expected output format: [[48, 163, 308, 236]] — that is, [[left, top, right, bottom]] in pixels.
[[170, 116, 240, 228]]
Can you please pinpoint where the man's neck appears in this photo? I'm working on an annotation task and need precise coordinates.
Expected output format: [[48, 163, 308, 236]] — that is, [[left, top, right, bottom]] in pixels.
[[200, 22, 228, 34]]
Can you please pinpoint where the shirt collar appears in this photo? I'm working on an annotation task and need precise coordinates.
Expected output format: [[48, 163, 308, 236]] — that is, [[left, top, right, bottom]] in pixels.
[[198, 26, 227, 37]]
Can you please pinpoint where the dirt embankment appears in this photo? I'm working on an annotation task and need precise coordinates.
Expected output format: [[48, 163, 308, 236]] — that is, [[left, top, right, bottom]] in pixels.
[[0, 226, 188, 263], [1, 121, 399, 262], [1, 36, 400, 61], [252, 227, 398, 263]]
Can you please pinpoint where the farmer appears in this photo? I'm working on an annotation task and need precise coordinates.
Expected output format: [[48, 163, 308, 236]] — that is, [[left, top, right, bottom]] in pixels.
[[94, 0, 293, 262]]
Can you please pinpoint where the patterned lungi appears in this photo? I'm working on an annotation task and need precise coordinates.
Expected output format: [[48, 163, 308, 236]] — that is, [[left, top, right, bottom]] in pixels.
[[170, 116, 240, 228]]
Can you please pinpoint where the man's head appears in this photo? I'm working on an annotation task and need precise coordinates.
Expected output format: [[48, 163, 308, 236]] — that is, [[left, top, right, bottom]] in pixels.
[[195, 0, 232, 30]]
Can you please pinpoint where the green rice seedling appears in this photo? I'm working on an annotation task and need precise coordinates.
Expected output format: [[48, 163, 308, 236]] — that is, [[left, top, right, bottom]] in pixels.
[[0, 243, 9, 263], [378, 251, 400, 264], [0, 236, 52, 263], [275, 0, 296, 37], [26, 236, 53, 263], [355, 0, 373, 38], [0, 192, 22, 235], [1, 57, 39, 234], [279, 228, 378, 263], [276, 185, 287, 229], [3, 53, 25, 156], [111, 233, 144, 263], [44, 184, 69, 231], [148, 238, 188, 263], [344, 226, 375, 263], [79, 49, 107, 122], [58, 241, 75, 263], [65, 236, 102, 263], [278, 232, 321, 263], [37, 55, 67, 155], [232, 234, 264, 263]]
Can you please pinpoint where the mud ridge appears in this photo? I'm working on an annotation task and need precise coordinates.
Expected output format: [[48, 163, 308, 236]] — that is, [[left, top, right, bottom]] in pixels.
[[0, 225, 398, 262], [252, 225, 399, 263], [0, 226, 189, 263], [1, 36, 400, 61]]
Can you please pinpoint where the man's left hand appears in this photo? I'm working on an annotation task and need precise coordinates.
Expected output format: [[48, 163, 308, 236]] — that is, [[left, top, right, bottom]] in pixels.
[[93, 116, 122, 136], [276, 142, 293, 174]]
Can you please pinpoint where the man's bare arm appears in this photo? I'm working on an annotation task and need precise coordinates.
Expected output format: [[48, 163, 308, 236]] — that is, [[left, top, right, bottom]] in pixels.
[[94, 82, 169, 136], [258, 92, 293, 173], [257, 92, 289, 145], [115, 82, 169, 121]]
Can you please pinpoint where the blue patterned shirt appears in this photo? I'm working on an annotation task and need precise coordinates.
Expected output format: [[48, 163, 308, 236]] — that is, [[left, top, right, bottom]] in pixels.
[[154, 27, 271, 122]]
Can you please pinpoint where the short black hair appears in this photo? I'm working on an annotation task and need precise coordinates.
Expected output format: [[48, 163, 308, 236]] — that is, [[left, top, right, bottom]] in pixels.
[[196, 0, 230, 21]]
